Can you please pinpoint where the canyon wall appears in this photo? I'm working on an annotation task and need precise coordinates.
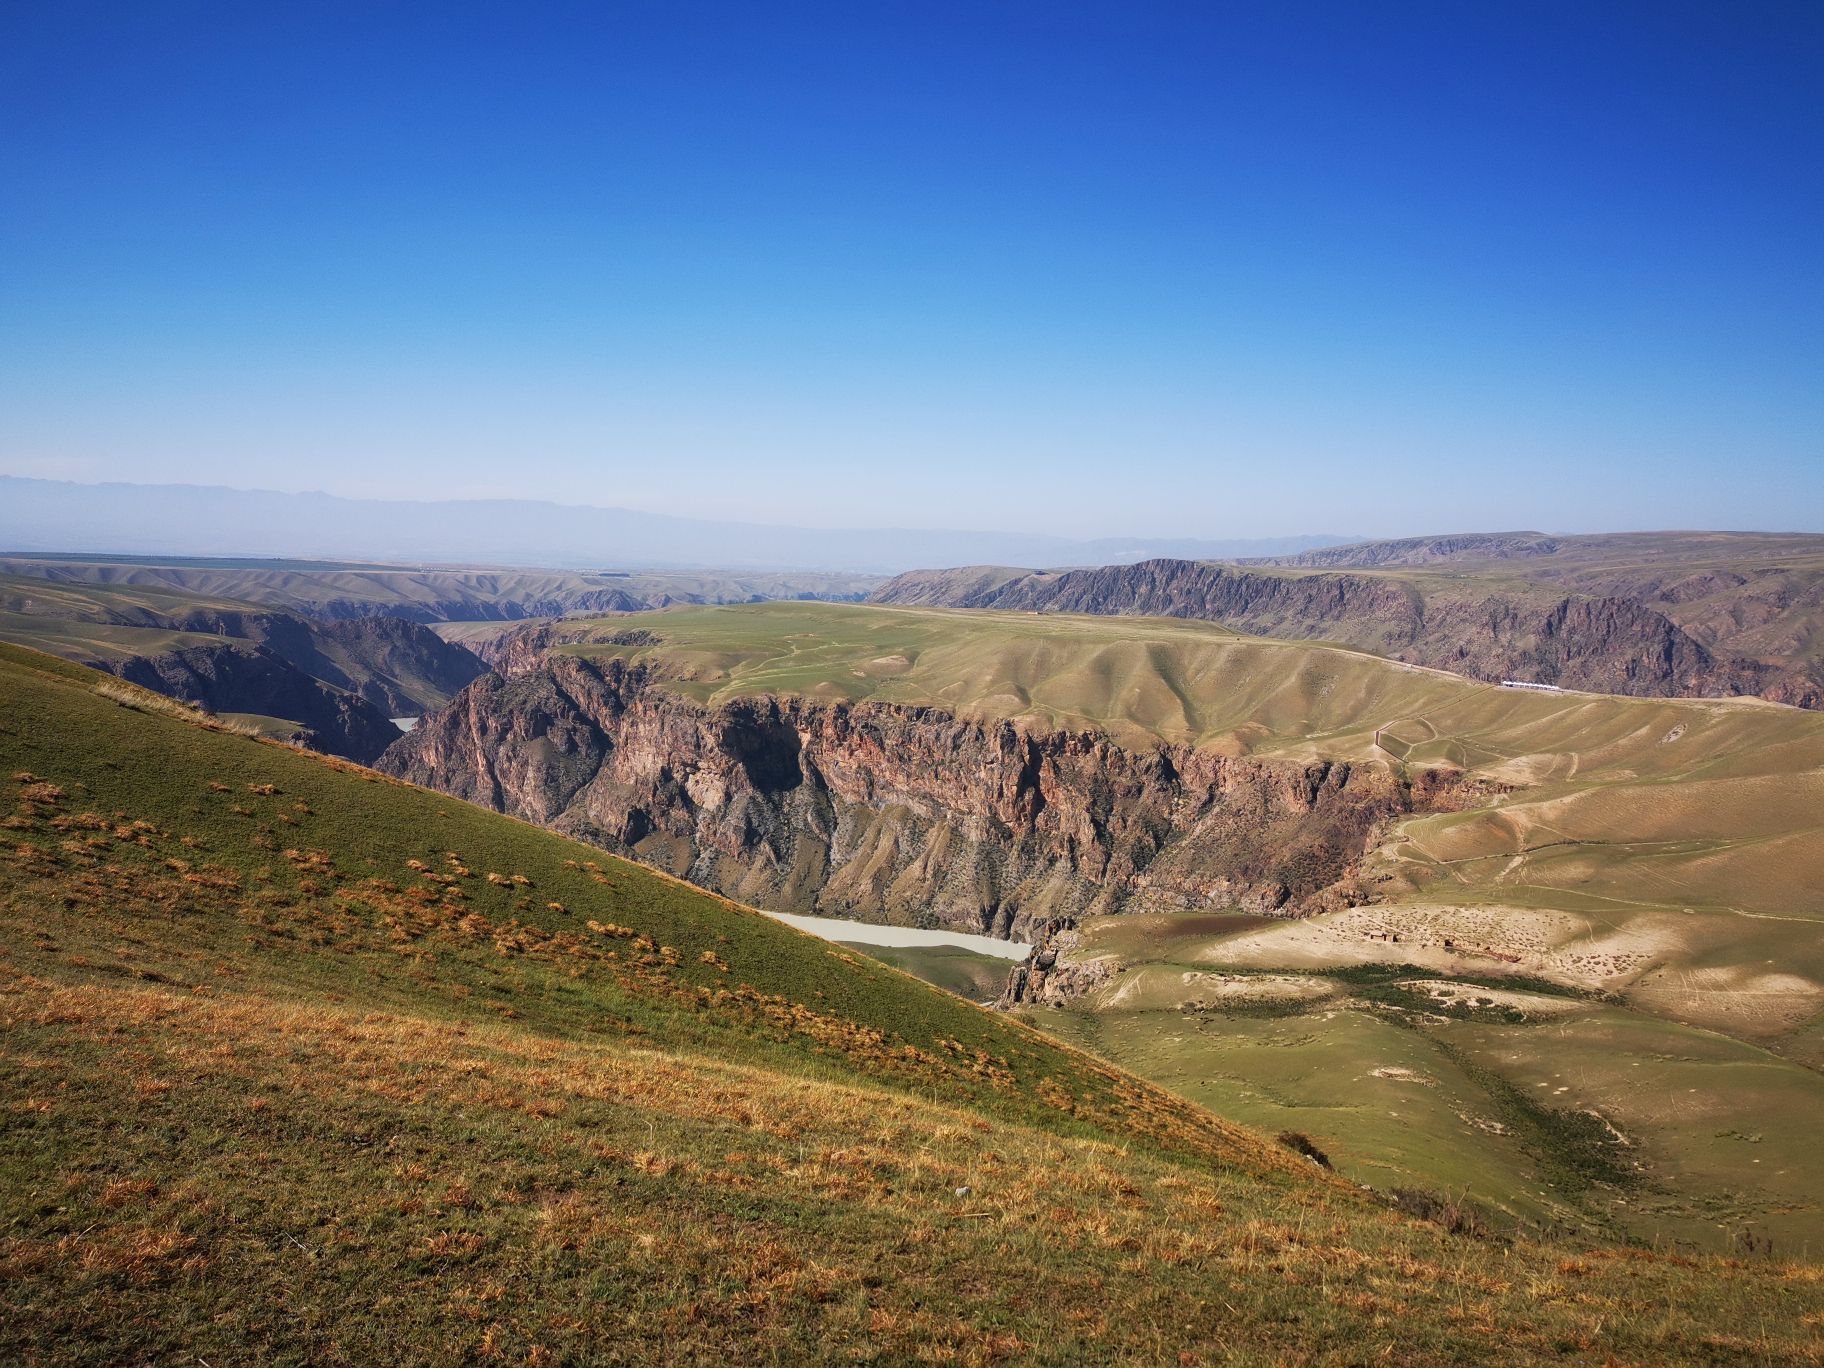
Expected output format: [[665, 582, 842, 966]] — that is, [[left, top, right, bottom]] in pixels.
[[83, 610, 487, 764], [109, 644, 404, 762], [381, 652, 1496, 939], [871, 558, 1783, 701], [163, 609, 489, 714]]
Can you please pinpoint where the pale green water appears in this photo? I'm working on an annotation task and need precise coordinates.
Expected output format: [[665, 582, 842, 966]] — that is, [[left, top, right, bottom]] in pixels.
[[762, 910, 1029, 960]]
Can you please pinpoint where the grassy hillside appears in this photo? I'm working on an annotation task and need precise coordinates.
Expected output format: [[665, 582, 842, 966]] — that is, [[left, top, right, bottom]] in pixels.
[[1031, 913, 1824, 1253], [0, 574, 276, 665], [544, 598, 1504, 749], [550, 599, 1822, 754], [5, 644, 1823, 1361], [838, 940, 1015, 1002]]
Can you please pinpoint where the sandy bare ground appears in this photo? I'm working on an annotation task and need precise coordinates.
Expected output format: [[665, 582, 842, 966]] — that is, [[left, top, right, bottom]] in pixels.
[[1196, 901, 1824, 1038], [1176, 971, 1339, 1003]]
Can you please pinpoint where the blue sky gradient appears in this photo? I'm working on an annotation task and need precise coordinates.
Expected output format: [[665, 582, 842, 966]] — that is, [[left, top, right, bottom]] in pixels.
[[2, 2, 1819, 536]]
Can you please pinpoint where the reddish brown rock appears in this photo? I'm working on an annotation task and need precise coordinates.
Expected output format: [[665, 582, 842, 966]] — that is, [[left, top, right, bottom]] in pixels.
[[382, 653, 1497, 940]]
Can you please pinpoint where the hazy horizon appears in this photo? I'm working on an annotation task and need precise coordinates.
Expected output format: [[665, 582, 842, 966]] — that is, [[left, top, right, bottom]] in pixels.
[[4, 5, 1821, 537], [3, 472, 1366, 547], [10, 471, 1824, 546], [0, 474, 1367, 572]]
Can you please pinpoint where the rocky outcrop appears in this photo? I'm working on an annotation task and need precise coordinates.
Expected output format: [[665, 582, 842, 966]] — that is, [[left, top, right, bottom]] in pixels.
[[382, 654, 1497, 939], [871, 559, 1775, 701], [486, 622, 657, 677], [968, 561, 1426, 648], [1416, 592, 1759, 696], [997, 919, 1115, 1007]]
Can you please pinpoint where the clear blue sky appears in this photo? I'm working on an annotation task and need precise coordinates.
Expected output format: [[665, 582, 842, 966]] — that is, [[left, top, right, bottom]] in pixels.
[[2, 2, 1819, 537]]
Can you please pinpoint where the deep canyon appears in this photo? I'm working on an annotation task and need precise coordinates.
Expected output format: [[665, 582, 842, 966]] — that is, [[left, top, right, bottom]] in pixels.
[[381, 649, 1497, 947]]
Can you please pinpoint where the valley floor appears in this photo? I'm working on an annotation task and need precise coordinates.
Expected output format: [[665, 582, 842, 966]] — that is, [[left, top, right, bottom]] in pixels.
[[1021, 910, 1824, 1256]]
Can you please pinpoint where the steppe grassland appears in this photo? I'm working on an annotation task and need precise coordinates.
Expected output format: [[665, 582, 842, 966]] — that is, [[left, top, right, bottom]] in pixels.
[[9, 642, 1824, 1360]]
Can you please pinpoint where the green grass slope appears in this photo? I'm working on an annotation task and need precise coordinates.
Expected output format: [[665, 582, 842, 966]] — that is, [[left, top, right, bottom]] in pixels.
[[1030, 913, 1824, 1254], [547, 599, 1820, 759], [5, 643, 1823, 1363], [0, 573, 271, 664], [542, 598, 1497, 750], [839, 940, 1015, 1002]]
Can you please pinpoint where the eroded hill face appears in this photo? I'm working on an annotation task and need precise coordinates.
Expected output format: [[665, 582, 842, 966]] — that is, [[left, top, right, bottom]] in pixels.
[[388, 605, 1585, 931], [383, 602, 1824, 1005], [6, 642, 1824, 1362], [870, 532, 1824, 708], [384, 650, 1497, 937]]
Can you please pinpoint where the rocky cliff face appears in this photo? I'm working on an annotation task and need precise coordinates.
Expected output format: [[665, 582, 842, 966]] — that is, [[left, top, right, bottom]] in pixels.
[[1415, 592, 1753, 696], [381, 653, 1497, 940], [997, 919, 1117, 1007], [64, 607, 488, 764], [871, 558, 1776, 701], [972, 561, 1426, 648]]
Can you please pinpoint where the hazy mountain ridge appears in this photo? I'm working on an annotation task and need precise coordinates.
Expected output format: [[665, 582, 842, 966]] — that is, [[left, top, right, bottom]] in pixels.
[[0, 476, 1352, 574]]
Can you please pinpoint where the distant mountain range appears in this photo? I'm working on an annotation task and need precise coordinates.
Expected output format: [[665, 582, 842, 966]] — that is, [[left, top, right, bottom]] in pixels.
[[0, 476, 1353, 574]]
